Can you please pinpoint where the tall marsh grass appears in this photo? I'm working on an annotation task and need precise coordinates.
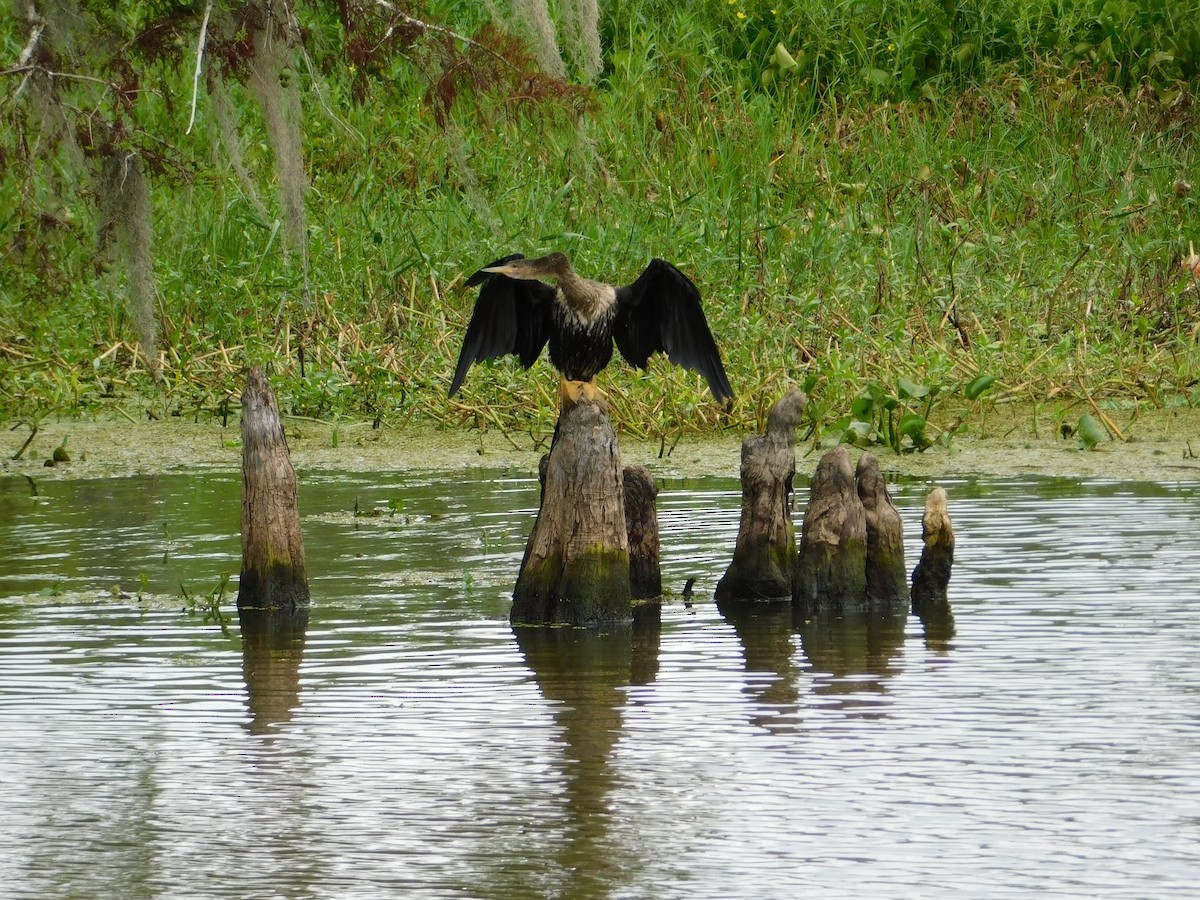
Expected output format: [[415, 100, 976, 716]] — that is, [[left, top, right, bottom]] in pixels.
[[1, 1, 1197, 442]]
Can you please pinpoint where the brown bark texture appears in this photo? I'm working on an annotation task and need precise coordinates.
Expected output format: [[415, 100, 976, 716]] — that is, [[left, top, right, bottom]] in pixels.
[[237, 367, 309, 614], [857, 452, 910, 607], [512, 395, 632, 626], [794, 446, 868, 613], [911, 486, 955, 614], [715, 389, 807, 602], [623, 465, 661, 600]]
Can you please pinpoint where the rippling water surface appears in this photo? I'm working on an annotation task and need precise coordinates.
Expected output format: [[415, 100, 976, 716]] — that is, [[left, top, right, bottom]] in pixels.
[[0, 468, 1198, 898]]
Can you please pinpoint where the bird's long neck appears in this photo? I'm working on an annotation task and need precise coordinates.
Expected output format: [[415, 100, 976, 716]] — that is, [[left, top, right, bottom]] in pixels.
[[554, 264, 613, 323]]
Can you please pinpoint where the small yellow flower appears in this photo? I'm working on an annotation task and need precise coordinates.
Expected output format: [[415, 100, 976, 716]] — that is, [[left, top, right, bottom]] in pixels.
[[737, 10, 747, 18]]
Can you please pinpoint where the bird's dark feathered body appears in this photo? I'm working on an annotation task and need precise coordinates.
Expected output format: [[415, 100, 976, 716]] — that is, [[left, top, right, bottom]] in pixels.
[[449, 252, 734, 402], [547, 292, 618, 382]]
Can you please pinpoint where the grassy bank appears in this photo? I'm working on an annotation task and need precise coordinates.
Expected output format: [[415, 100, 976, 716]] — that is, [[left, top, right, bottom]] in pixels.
[[2, 2, 1197, 452]]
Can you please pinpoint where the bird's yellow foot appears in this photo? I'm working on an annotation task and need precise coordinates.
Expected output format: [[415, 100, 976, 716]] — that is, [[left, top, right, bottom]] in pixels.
[[558, 378, 605, 408]]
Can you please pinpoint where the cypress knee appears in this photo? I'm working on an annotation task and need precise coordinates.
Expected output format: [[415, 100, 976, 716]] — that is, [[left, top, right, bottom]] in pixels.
[[715, 390, 807, 602], [794, 446, 867, 614], [512, 394, 631, 626], [911, 487, 954, 614], [237, 367, 309, 615], [857, 453, 909, 607], [624, 465, 661, 600]]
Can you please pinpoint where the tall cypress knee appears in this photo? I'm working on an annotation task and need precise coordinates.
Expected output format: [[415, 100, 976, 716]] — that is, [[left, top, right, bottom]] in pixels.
[[237, 367, 308, 614]]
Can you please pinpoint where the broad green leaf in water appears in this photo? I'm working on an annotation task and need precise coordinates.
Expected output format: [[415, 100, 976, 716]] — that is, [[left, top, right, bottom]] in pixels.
[[965, 374, 996, 400], [851, 393, 876, 420], [847, 420, 874, 443], [899, 413, 930, 449], [1077, 414, 1107, 450]]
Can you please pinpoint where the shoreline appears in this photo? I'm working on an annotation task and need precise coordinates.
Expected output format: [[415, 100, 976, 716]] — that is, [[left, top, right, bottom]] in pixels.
[[3, 405, 1199, 484]]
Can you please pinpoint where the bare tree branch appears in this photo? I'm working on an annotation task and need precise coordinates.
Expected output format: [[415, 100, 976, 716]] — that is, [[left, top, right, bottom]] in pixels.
[[372, 0, 521, 73], [185, 0, 214, 135], [8, 3, 46, 106]]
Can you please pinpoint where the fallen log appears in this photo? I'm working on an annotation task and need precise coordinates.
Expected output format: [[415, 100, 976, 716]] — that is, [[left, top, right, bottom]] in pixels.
[[236, 367, 309, 615], [714, 389, 807, 602], [511, 394, 631, 626]]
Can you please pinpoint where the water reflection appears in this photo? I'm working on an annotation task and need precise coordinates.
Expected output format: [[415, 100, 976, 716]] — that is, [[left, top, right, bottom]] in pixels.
[[240, 609, 309, 736], [715, 600, 801, 731], [797, 610, 906, 715], [512, 626, 635, 898], [717, 599, 909, 724], [2, 471, 1200, 896]]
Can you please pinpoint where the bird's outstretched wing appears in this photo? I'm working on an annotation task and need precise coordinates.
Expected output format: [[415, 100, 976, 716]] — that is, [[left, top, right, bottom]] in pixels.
[[449, 255, 555, 396], [613, 258, 734, 401]]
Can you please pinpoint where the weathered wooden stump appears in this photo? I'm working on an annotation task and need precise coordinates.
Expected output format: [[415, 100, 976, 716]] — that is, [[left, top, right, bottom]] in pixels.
[[911, 487, 955, 616], [237, 367, 309, 615], [857, 453, 909, 607], [512, 395, 631, 626], [714, 389, 807, 602], [624, 465, 661, 600], [793, 446, 868, 614]]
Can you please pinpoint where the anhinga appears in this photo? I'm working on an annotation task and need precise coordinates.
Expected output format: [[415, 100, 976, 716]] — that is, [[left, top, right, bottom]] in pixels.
[[449, 253, 734, 404]]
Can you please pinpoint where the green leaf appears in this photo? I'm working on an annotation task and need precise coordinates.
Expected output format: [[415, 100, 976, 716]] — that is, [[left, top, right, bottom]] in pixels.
[[1148, 51, 1174, 70], [897, 376, 931, 400], [851, 393, 876, 419], [847, 420, 874, 444], [965, 374, 996, 400], [866, 67, 891, 86], [1077, 414, 1107, 450], [774, 43, 798, 71]]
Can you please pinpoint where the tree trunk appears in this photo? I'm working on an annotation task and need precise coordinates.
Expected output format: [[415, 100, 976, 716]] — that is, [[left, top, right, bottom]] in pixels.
[[715, 390, 807, 602], [512, 395, 631, 626], [911, 487, 955, 616], [624, 465, 661, 600], [794, 446, 867, 614], [857, 452, 909, 607], [237, 367, 309, 614]]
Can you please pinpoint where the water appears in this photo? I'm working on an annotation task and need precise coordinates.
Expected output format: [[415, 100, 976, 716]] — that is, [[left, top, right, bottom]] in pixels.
[[0, 469, 1198, 898]]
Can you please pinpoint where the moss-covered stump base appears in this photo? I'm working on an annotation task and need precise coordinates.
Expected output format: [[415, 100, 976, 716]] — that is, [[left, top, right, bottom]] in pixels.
[[512, 395, 632, 626], [715, 389, 806, 602], [237, 367, 309, 615]]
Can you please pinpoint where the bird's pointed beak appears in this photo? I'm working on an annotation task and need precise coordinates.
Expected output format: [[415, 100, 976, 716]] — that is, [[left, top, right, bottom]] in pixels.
[[481, 264, 518, 277]]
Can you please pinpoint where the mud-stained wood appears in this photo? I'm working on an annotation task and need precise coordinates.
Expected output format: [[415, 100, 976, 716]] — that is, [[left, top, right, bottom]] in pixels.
[[857, 453, 909, 607], [512, 395, 631, 626], [793, 446, 867, 613], [237, 367, 308, 614], [911, 486, 955, 616], [715, 390, 807, 602], [624, 465, 661, 600]]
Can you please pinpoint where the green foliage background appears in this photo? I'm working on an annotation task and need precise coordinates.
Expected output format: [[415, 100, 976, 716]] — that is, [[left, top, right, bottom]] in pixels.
[[1, 0, 1197, 446]]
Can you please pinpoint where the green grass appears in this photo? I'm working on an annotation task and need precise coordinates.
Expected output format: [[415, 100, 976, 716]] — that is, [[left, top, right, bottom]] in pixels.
[[1, 2, 1197, 449]]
